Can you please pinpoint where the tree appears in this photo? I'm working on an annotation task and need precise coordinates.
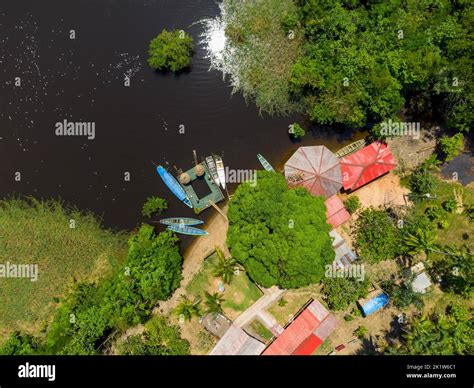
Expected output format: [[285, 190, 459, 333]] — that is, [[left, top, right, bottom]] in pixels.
[[142, 196, 168, 218], [404, 227, 438, 259], [126, 225, 183, 302], [390, 305, 473, 355], [381, 280, 423, 310], [408, 167, 436, 196], [354, 208, 400, 263], [204, 292, 225, 317], [117, 316, 190, 355], [212, 247, 237, 284], [322, 277, 370, 311], [174, 296, 202, 322], [227, 171, 334, 288], [147, 29, 193, 72], [438, 133, 464, 162], [431, 245, 473, 298]]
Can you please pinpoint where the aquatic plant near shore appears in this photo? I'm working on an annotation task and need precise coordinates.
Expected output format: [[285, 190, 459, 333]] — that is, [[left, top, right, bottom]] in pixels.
[[200, 0, 303, 116]]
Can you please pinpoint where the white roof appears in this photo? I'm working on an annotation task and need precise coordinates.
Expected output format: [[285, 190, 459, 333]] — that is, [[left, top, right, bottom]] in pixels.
[[412, 272, 432, 293]]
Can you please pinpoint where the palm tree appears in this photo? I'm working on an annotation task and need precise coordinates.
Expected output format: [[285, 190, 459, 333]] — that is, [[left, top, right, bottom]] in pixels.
[[212, 246, 238, 284], [204, 291, 225, 317], [404, 227, 437, 259], [174, 295, 202, 322]]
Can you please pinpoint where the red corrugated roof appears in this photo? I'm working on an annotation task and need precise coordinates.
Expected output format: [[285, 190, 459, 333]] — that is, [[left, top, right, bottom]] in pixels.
[[325, 195, 350, 228], [262, 300, 337, 356], [340, 142, 396, 191], [293, 334, 322, 355]]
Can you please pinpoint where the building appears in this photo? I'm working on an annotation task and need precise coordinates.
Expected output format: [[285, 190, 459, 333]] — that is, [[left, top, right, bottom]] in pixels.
[[210, 324, 266, 355], [340, 141, 397, 191], [285, 146, 342, 198], [262, 300, 338, 356], [330, 230, 357, 269], [325, 195, 350, 228]]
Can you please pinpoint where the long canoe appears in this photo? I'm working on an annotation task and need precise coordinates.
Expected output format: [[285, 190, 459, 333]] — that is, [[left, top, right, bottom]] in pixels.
[[156, 165, 193, 208], [205, 156, 221, 186], [167, 224, 208, 236], [257, 153, 275, 172], [214, 155, 226, 190], [159, 217, 204, 226]]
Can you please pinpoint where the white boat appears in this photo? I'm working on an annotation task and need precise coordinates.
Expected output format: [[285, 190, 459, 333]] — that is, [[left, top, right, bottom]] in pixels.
[[205, 156, 221, 186], [214, 155, 226, 190], [257, 153, 275, 172]]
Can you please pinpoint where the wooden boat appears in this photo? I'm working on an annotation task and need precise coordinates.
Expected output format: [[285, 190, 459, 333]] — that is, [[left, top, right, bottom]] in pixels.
[[336, 139, 366, 158], [167, 224, 208, 236], [159, 217, 204, 226], [205, 156, 221, 186], [156, 165, 193, 208], [214, 155, 226, 190], [257, 153, 275, 172]]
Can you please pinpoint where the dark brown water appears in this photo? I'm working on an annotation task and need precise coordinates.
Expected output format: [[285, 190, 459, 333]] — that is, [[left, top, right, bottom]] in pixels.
[[0, 0, 359, 233]]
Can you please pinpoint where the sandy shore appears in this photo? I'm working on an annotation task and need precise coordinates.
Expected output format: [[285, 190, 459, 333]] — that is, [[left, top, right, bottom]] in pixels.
[[155, 205, 230, 316]]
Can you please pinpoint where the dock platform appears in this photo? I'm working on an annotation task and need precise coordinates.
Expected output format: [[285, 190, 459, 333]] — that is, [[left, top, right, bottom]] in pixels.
[[181, 162, 225, 214]]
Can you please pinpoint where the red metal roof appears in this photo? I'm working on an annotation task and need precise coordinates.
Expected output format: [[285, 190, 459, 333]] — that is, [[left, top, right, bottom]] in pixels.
[[262, 300, 337, 356], [340, 142, 396, 191], [325, 195, 350, 228]]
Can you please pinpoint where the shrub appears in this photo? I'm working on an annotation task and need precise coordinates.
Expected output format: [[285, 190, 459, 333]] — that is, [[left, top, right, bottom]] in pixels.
[[147, 29, 193, 72], [344, 196, 360, 214], [354, 326, 368, 339], [438, 133, 464, 162], [142, 196, 168, 218], [289, 123, 305, 139], [438, 219, 449, 229], [409, 168, 436, 195], [425, 205, 445, 221], [442, 198, 457, 213]]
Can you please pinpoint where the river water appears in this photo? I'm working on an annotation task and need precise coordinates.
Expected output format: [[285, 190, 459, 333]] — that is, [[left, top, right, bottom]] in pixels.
[[0, 0, 360, 232]]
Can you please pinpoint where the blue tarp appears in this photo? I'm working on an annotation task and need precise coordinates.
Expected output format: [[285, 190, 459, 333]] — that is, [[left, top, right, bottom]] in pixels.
[[360, 293, 389, 316]]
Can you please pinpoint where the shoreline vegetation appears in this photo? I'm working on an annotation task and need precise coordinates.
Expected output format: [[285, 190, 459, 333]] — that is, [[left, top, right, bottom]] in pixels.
[[211, 0, 472, 134]]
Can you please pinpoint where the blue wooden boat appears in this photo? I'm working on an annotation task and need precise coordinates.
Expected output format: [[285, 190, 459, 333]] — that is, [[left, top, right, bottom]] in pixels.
[[167, 224, 208, 236], [159, 217, 204, 226], [156, 165, 193, 208]]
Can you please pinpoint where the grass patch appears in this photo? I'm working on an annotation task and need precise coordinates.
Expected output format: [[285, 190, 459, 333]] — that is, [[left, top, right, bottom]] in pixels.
[[248, 319, 273, 342], [185, 253, 262, 319], [411, 176, 473, 251], [0, 198, 127, 341], [268, 285, 321, 327]]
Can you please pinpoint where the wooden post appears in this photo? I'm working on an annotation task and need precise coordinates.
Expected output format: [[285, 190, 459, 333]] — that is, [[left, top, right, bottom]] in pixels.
[[208, 200, 228, 222]]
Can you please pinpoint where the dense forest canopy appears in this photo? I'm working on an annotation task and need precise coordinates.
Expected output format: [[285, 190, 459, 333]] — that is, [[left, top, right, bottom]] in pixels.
[[225, 0, 473, 131]]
